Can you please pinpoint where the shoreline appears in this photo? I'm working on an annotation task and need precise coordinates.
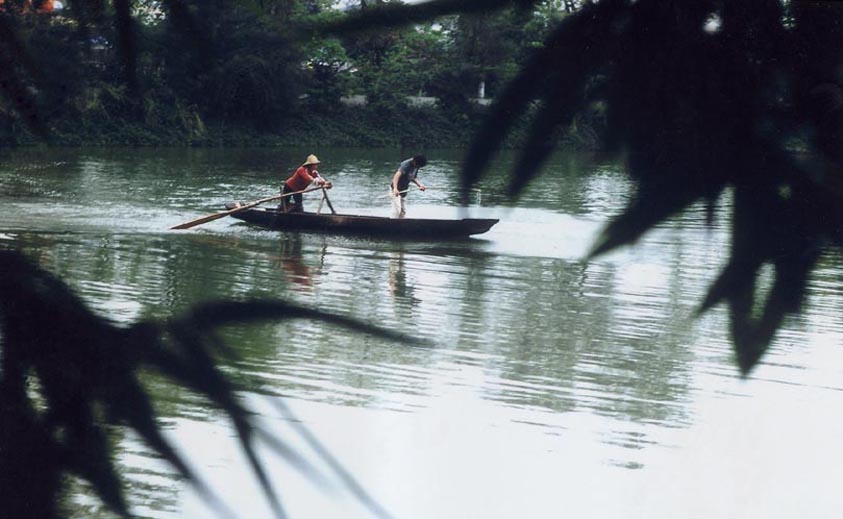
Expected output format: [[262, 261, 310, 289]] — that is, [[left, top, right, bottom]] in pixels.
[[1, 106, 603, 150]]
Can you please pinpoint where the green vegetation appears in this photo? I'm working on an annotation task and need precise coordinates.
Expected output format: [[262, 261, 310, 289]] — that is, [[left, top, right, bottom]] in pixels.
[[31, 105, 598, 149], [0, 0, 595, 148]]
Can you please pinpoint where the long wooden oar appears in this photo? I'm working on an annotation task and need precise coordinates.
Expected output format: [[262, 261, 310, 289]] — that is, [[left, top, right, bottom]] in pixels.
[[171, 185, 324, 230], [321, 186, 337, 215]]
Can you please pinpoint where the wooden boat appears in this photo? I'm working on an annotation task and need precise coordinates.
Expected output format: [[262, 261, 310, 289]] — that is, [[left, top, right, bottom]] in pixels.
[[223, 203, 499, 239]]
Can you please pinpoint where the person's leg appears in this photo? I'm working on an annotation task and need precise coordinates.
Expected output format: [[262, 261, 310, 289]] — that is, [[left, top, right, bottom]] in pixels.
[[391, 189, 402, 218], [292, 192, 304, 213], [398, 195, 406, 218], [280, 185, 291, 212]]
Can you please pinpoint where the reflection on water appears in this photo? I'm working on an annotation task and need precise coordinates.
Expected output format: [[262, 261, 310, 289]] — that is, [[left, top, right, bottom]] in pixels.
[[387, 249, 415, 302], [275, 234, 320, 291], [2, 148, 843, 518]]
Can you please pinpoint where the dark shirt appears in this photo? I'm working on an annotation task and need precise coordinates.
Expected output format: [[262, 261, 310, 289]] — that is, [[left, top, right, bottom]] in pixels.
[[393, 158, 418, 196]]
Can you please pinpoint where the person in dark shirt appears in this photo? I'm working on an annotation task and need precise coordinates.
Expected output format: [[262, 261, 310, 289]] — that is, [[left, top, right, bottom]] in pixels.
[[389, 154, 427, 218]]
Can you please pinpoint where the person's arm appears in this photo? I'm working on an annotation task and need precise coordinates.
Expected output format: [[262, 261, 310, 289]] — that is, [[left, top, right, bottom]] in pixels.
[[311, 170, 325, 185], [412, 178, 426, 191], [392, 170, 402, 197], [313, 170, 332, 188], [313, 171, 334, 189]]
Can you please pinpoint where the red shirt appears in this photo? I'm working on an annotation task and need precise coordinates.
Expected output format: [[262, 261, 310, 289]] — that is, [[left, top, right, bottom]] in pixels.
[[285, 166, 319, 191]]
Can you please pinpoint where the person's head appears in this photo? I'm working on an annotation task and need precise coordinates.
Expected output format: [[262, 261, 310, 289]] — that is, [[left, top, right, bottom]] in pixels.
[[302, 154, 320, 170], [413, 154, 427, 168]]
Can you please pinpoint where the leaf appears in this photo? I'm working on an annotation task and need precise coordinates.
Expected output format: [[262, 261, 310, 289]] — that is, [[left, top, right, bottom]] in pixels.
[[461, 0, 624, 202], [506, 4, 621, 197], [1, 250, 424, 518]]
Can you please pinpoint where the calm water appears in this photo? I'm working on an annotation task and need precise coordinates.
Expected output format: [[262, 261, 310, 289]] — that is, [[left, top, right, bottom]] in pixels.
[[2, 147, 843, 518]]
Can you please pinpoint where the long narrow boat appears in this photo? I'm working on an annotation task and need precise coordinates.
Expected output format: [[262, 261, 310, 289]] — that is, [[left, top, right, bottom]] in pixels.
[[223, 203, 498, 239]]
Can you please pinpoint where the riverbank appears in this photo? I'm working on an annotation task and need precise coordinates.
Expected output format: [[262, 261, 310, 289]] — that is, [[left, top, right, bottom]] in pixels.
[[2, 104, 603, 150]]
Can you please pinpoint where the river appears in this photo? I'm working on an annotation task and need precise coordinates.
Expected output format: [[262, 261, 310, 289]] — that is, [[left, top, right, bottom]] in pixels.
[[2, 146, 843, 518]]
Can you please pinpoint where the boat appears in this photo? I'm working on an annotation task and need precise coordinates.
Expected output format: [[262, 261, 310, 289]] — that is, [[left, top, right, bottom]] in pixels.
[[223, 203, 499, 239]]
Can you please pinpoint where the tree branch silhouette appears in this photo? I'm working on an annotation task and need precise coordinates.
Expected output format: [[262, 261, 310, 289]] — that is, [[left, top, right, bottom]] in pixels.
[[0, 249, 416, 518], [330, 0, 843, 374]]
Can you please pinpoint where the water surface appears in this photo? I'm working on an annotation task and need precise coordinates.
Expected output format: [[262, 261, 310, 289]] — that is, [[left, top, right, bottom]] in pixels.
[[2, 147, 842, 518]]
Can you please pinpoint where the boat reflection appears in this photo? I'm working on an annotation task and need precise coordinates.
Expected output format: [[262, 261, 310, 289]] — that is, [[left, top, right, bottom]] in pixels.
[[275, 234, 319, 291], [388, 249, 419, 305]]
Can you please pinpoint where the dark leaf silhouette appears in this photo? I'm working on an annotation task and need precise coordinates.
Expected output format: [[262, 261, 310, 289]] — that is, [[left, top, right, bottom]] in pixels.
[[322, 0, 843, 374], [0, 249, 416, 518]]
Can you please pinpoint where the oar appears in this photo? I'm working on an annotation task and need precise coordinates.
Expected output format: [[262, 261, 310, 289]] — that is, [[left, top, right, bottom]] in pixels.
[[383, 185, 483, 200], [383, 188, 411, 198], [321, 186, 337, 215], [171, 185, 324, 230]]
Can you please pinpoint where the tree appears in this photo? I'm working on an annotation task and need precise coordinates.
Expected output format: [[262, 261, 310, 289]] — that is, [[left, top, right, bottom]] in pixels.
[[450, 6, 528, 98], [301, 35, 357, 110], [362, 20, 450, 107], [296, 4, 358, 111], [155, 1, 303, 129]]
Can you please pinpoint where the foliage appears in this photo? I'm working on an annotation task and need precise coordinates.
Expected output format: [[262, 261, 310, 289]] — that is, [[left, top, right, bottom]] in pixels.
[[300, 0, 843, 374], [6, 0, 843, 517], [523, 0, 573, 48], [300, 35, 357, 111], [0, 249, 413, 518], [155, 1, 302, 128], [359, 22, 454, 113], [1, 0, 598, 141], [343, 0, 843, 375], [450, 6, 530, 97], [0, 8, 88, 137]]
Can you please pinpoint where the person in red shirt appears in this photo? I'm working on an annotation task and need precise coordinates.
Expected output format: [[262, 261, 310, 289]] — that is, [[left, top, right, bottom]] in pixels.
[[280, 154, 331, 213]]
